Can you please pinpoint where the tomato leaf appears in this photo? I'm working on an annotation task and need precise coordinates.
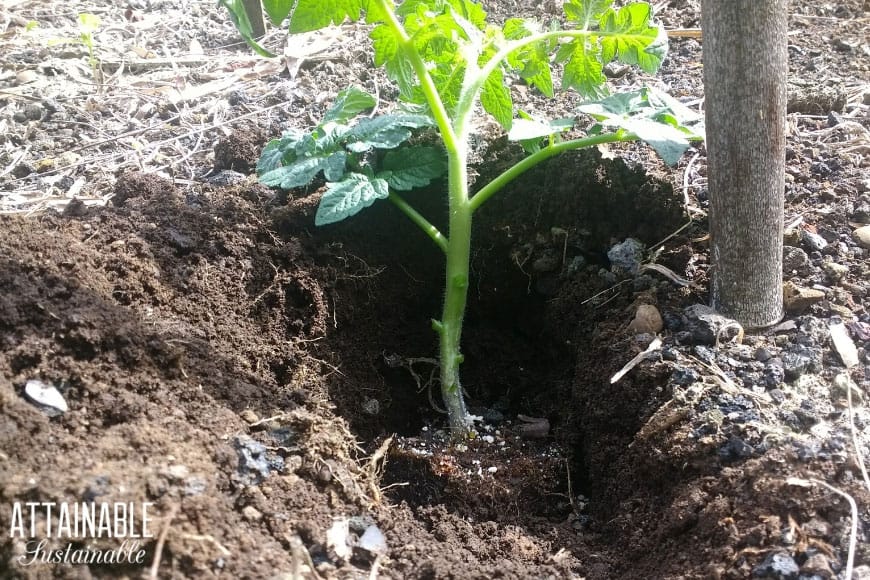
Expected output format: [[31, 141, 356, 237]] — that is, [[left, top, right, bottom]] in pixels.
[[322, 86, 377, 124], [344, 114, 435, 152], [379, 146, 447, 190], [577, 87, 703, 165], [289, 0, 367, 33], [260, 151, 349, 188], [315, 173, 390, 225]]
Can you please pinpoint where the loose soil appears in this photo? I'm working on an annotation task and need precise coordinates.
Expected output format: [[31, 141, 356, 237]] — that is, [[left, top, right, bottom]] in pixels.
[[1, 1, 869, 579]]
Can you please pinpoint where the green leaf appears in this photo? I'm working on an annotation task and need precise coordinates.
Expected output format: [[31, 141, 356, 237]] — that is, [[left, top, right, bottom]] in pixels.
[[78, 13, 101, 33], [379, 146, 447, 190], [507, 117, 574, 141], [503, 19, 555, 98], [371, 24, 419, 102], [262, 0, 293, 25], [315, 173, 390, 225], [480, 67, 513, 129], [370, 24, 399, 66], [561, 40, 607, 98], [322, 86, 377, 124], [257, 139, 287, 174], [289, 0, 366, 33], [260, 151, 348, 188], [599, 3, 667, 74], [218, 0, 276, 57], [564, 0, 612, 29], [447, 0, 487, 30], [577, 88, 703, 165], [344, 114, 434, 152]]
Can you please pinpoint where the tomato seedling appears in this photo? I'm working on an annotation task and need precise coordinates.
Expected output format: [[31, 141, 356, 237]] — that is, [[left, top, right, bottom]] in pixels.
[[224, 0, 703, 434]]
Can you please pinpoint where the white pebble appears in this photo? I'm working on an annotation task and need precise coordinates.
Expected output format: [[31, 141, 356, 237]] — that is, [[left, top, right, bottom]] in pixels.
[[24, 379, 68, 415]]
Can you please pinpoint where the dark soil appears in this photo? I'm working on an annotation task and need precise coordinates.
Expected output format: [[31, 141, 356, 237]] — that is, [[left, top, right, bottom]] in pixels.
[[1, 0, 869, 579]]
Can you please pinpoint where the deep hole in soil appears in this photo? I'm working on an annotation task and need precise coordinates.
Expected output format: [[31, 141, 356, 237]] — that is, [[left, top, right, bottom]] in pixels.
[[299, 146, 689, 520]]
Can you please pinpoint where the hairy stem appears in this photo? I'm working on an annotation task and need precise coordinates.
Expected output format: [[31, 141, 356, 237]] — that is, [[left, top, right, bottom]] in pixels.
[[388, 192, 448, 253], [374, 0, 460, 152], [435, 145, 473, 434]]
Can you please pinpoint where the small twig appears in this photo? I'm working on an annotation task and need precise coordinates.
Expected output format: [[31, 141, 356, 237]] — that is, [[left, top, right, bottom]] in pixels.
[[666, 28, 702, 38], [846, 378, 870, 493], [148, 503, 180, 580], [287, 533, 323, 580], [610, 336, 662, 384], [580, 279, 630, 305], [368, 554, 384, 580], [787, 478, 857, 580], [180, 533, 232, 557]]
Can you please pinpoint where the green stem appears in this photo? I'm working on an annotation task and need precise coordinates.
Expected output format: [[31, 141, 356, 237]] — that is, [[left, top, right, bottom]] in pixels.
[[375, 0, 460, 152], [468, 131, 638, 213], [436, 146, 473, 434], [388, 192, 448, 254], [456, 29, 641, 122], [375, 0, 471, 433]]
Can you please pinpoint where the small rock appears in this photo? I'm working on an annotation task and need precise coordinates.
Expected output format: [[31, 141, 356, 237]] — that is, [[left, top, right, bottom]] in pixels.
[[821, 261, 848, 282], [800, 517, 831, 537], [783, 281, 825, 315], [846, 321, 870, 341], [233, 436, 284, 485], [781, 345, 822, 380], [239, 409, 259, 424], [763, 361, 785, 387], [326, 519, 352, 562], [693, 345, 716, 364], [362, 398, 380, 415], [628, 304, 663, 335], [16, 70, 37, 84], [607, 238, 645, 275], [517, 415, 550, 439], [23, 379, 68, 416], [851, 565, 870, 580], [672, 367, 700, 386], [800, 230, 828, 252], [241, 505, 262, 522], [752, 551, 799, 579], [799, 552, 831, 577], [357, 524, 388, 556], [719, 436, 754, 462], [754, 347, 773, 362], [165, 464, 190, 480], [827, 303, 853, 319], [207, 170, 247, 186], [683, 304, 742, 345], [24, 102, 43, 120], [853, 225, 870, 249], [782, 246, 811, 275], [184, 477, 207, 496]]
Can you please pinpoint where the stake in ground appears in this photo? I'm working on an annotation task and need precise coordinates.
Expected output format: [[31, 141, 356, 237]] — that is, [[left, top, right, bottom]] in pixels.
[[223, 0, 704, 434]]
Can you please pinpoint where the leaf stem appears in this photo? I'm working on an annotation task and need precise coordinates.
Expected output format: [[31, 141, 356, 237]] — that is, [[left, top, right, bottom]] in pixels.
[[468, 131, 637, 213], [388, 192, 448, 253], [456, 28, 657, 122], [374, 0, 460, 153]]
